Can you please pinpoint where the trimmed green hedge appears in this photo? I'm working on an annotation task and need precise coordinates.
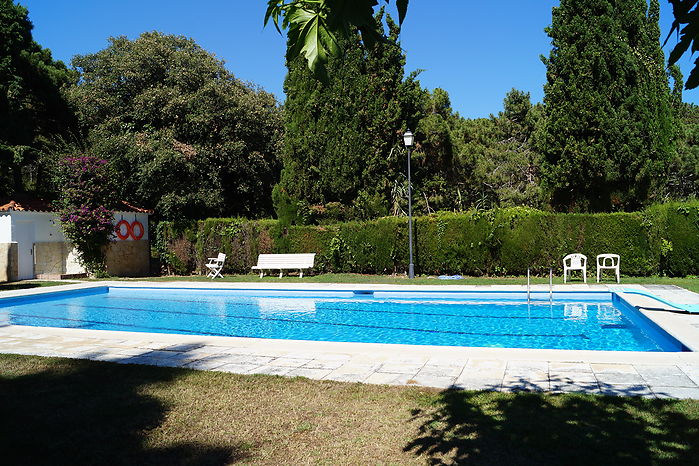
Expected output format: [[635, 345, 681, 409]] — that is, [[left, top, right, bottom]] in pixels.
[[153, 202, 699, 277]]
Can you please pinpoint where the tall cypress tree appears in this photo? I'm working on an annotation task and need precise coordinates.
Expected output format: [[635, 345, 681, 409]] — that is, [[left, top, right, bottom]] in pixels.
[[538, 0, 674, 211], [278, 12, 422, 216]]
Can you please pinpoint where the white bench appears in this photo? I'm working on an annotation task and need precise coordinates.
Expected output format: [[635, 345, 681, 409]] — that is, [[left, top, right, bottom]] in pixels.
[[252, 253, 316, 278]]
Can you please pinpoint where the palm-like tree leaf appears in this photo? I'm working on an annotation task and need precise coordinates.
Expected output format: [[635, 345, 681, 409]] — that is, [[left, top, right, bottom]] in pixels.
[[666, 1, 699, 89], [263, 0, 409, 81], [685, 55, 699, 89], [396, 0, 409, 25]]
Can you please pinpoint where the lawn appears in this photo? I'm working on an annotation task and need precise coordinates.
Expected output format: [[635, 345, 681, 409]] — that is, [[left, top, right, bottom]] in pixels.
[[121, 273, 699, 293], [1, 354, 698, 465], [5, 273, 695, 294], [0, 280, 68, 292]]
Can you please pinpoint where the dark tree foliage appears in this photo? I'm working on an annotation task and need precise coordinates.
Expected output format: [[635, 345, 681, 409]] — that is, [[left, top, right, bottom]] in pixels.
[[668, 102, 699, 198], [538, 0, 674, 212], [411, 88, 458, 214], [0, 0, 75, 197], [480, 90, 542, 208], [278, 13, 422, 219], [64, 32, 282, 220], [451, 90, 543, 210]]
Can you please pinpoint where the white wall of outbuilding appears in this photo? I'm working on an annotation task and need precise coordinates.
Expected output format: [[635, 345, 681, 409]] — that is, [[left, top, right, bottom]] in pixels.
[[0, 210, 150, 244]]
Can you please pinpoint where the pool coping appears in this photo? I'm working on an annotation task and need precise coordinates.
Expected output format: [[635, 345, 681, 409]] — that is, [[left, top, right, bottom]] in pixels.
[[2, 280, 699, 360], [2, 280, 699, 398]]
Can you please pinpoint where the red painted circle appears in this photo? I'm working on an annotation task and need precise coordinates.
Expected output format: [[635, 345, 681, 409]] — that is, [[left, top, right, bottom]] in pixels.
[[130, 220, 144, 240], [115, 220, 131, 240]]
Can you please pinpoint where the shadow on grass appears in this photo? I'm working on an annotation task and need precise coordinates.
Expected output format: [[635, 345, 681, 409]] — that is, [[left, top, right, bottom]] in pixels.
[[405, 384, 699, 465], [0, 356, 249, 465], [0, 281, 63, 292]]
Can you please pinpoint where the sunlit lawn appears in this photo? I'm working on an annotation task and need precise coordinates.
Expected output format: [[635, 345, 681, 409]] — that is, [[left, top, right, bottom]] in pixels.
[[2, 354, 698, 465], [5, 273, 694, 294]]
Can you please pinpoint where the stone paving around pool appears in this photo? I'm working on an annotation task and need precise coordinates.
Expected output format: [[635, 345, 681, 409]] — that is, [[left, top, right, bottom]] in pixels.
[[2, 280, 699, 399]]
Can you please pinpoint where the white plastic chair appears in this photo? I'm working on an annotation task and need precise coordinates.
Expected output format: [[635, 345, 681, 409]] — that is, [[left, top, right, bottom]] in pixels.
[[205, 253, 226, 279], [563, 253, 587, 283], [596, 254, 620, 283]]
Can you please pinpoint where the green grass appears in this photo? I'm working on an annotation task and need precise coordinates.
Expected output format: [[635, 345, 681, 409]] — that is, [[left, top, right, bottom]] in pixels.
[[0, 280, 67, 292], [1, 354, 698, 465], [112, 273, 699, 293]]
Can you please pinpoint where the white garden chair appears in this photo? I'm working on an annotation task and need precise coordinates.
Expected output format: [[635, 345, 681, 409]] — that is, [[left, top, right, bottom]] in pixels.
[[205, 253, 226, 279], [563, 253, 587, 283], [596, 254, 620, 283]]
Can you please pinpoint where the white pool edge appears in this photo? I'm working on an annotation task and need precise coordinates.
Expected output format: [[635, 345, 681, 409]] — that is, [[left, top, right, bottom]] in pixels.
[[2, 280, 699, 365]]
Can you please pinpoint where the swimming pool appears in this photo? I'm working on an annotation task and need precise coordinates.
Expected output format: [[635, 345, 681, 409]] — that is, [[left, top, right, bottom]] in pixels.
[[0, 286, 686, 352]]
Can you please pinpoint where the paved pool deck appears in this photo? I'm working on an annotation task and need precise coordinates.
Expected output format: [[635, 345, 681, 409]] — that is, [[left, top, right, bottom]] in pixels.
[[2, 280, 699, 399]]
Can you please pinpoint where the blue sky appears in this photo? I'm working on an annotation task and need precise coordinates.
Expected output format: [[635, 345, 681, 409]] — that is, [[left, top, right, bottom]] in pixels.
[[18, 0, 699, 118]]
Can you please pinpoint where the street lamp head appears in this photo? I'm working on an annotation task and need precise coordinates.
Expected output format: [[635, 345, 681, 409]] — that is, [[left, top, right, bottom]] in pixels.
[[403, 129, 414, 148]]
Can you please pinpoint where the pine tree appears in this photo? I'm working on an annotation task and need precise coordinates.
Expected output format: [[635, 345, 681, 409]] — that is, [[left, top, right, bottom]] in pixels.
[[278, 12, 422, 218], [538, 0, 674, 211]]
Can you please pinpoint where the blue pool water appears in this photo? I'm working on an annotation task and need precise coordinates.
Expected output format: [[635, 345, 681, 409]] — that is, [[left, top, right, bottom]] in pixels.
[[0, 287, 685, 351]]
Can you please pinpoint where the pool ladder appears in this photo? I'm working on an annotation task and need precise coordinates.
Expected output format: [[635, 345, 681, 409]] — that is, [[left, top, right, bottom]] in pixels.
[[527, 268, 554, 305]]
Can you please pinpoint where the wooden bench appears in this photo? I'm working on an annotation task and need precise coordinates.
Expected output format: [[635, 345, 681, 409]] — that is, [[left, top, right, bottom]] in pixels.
[[252, 253, 316, 278]]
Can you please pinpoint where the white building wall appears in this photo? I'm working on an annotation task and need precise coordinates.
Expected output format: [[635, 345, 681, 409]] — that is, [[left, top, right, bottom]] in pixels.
[[113, 212, 150, 241], [4, 209, 150, 279], [0, 214, 11, 243], [65, 247, 85, 274], [8, 211, 66, 242], [4, 210, 150, 243]]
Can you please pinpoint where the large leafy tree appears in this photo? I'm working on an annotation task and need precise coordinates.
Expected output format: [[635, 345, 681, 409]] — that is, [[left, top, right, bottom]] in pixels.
[[537, 0, 674, 211], [64, 32, 282, 220], [278, 12, 422, 217], [0, 0, 75, 197]]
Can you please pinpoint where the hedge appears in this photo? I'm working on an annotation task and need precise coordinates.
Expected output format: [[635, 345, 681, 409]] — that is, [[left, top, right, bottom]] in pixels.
[[153, 202, 699, 277]]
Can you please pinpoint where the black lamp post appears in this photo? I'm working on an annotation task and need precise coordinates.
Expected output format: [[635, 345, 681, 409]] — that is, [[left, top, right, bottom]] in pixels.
[[403, 129, 415, 279]]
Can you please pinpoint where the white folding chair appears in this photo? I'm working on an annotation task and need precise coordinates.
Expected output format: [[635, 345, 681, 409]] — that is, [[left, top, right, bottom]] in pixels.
[[563, 253, 587, 283], [205, 253, 226, 279], [596, 254, 620, 283]]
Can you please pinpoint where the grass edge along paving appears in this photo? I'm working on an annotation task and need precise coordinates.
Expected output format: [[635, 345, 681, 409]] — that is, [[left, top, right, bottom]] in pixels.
[[114, 273, 699, 294], [5, 274, 697, 293], [2, 354, 699, 465]]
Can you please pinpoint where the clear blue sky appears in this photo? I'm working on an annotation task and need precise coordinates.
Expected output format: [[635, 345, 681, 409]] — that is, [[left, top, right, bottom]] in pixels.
[[18, 0, 699, 118]]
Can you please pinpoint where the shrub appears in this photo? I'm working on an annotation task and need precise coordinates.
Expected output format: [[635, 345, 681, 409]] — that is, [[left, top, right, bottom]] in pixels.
[[647, 202, 699, 276], [155, 202, 699, 277], [54, 156, 115, 276]]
